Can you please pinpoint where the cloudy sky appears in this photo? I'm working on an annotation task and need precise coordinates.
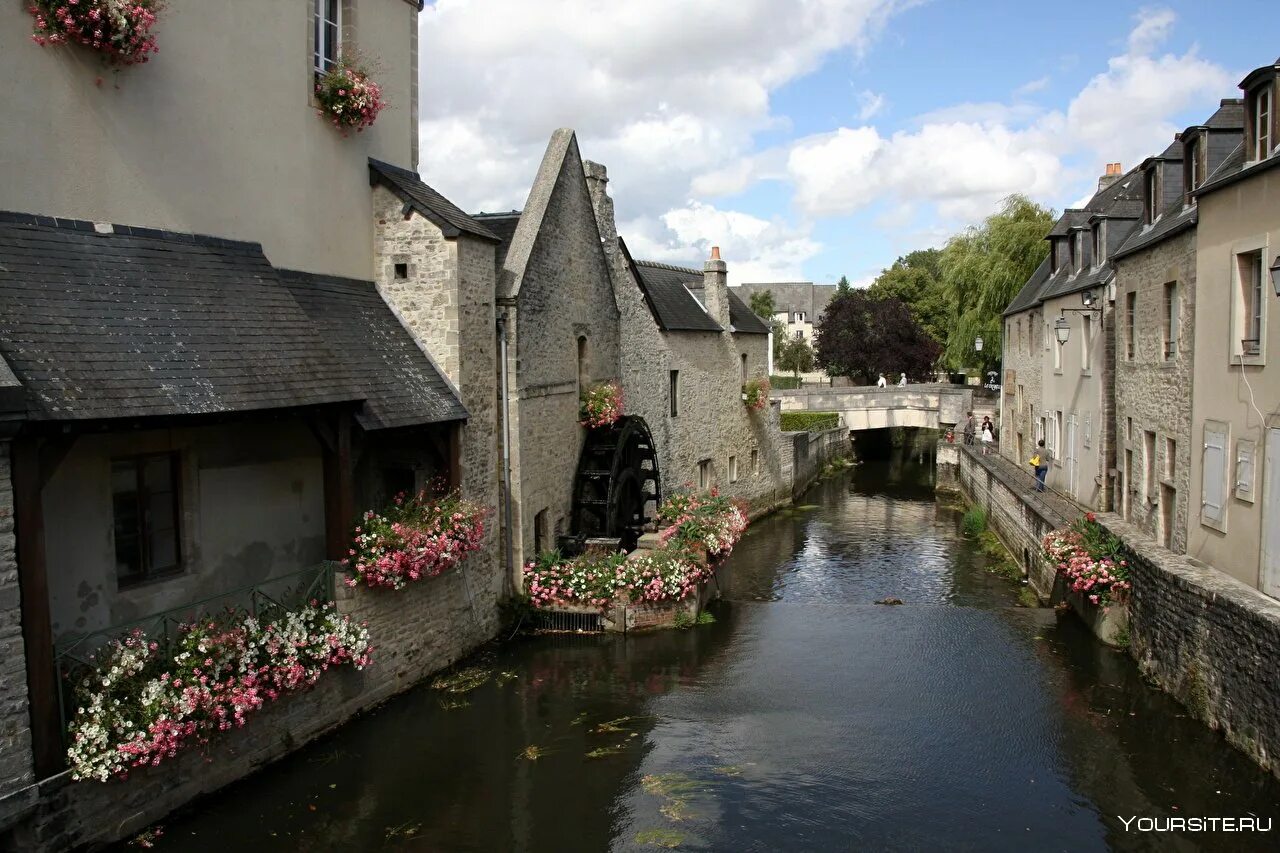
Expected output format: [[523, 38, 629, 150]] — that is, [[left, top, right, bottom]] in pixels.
[[418, 0, 1274, 285]]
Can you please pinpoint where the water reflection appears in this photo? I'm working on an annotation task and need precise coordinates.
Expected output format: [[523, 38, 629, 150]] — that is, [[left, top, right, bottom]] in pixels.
[[136, 450, 1280, 853]]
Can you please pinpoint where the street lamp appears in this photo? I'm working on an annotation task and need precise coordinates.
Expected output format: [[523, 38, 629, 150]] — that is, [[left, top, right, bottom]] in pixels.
[[1081, 289, 1098, 308], [1270, 255, 1280, 296], [1055, 317, 1071, 345], [974, 336, 984, 352]]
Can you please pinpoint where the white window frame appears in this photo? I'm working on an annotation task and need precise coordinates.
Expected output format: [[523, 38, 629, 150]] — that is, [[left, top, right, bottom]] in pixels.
[[1231, 241, 1268, 364], [313, 0, 342, 76], [1145, 166, 1160, 225], [1254, 85, 1272, 162], [1186, 137, 1201, 196], [1081, 313, 1093, 374], [1092, 222, 1106, 268]]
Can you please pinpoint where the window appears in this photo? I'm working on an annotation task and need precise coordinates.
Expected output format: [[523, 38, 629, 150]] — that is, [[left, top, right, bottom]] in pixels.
[[1144, 167, 1159, 224], [796, 312, 806, 323], [1238, 251, 1264, 356], [751, 448, 759, 475], [1091, 223, 1105, 266], [669, 370, 679, 417], [313, 0, 341, 76], [1053, 331, 1062, 371], [1186, 137, 1201, 197], [1164, 437, 1176, 481], [794, 330, 804, 340], [577, 336, 589, 397], [1073, 231, 1084, 273], [1143, 431, 1156, 499], [1081, 313, 1093, 372], [1163, 282, 1178, 360], [1054, 411, 1063, 462], [1125, 291, 1136, 360], [393, 262, 408, 280], [1201, 421, 1228, 530], [1235, 439, 1256, 502], [1069, 235, 1078, 273], [112, 453, 181, 587], [698, 459, 712, 490], [729, 455, 738, 483], [534, 509, 549, 555], [1253, 85, 1272, 161], [741, 353, 748, 381]]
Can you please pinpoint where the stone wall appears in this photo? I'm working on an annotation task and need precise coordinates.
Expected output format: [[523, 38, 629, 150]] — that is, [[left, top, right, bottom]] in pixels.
[[789, 427, 852, 498], [1112, 229, 1195, 552], [1000, 307, 1045, 469], [0, 562, 496, 851], [0, 447, 32, 800]]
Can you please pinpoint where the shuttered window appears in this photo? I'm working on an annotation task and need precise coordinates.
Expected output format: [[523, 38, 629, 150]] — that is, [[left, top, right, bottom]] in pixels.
[[1236, 439, 1256, 503], [1202, 422, 1228, 529]]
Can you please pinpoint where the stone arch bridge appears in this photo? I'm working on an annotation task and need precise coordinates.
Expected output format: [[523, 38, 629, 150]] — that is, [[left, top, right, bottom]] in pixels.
[[776, 384, 998, 432]]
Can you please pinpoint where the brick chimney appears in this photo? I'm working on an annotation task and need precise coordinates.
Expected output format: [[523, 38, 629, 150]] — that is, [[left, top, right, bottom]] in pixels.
[[702, 246, 730, 330], [1098, 162, 1123, 192]]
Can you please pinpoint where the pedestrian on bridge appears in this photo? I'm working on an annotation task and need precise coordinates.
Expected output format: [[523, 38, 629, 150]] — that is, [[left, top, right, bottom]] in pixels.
[[980, 417, 994, 455], [963, 412, 976, 446], [877, 373, 887, 388], [898, 373, 907, 387]]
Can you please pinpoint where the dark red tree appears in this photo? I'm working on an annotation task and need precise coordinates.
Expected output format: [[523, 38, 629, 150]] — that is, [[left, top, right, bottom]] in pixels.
[[814, 290, 942, 385]]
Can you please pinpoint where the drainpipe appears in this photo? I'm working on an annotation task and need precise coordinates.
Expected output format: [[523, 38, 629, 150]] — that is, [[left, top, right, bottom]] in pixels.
[[497, 314, 515, 592]]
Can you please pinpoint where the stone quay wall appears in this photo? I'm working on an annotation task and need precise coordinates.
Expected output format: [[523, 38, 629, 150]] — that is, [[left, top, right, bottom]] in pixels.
[[957, 445, 1280, 780], [0, 561, 499, 851], [789, 426, 853, 498]]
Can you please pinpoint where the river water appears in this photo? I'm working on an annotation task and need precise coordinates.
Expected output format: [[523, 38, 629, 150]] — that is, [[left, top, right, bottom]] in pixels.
[[139, 448, 1280, 852]]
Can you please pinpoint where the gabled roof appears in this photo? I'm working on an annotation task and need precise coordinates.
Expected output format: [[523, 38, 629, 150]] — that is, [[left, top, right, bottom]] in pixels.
[[1004, 256, 1053, 316], [0, 213, 363, 422], [632, 261, 722, 332], [1194, 140, 1280, 197], [1112, 201, 1197, 261], [471, 211, 521, 268], [1201, 98, 1245, 130], [369, 159, 499, 242], [281, 272, 468, 430], [1048, 210, 1091, 237], [727, 290, 770, 334]]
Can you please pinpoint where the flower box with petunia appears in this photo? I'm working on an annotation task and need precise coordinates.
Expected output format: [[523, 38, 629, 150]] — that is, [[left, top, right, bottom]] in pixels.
[[1042, 512, 1132, 607], [345, 489, 488, 591], [742, 377, 770, 411], [29, 0, 163, 65], [315, 55, 387, 134], [579, 381, 623, 429], [65, 602, 371, 783]]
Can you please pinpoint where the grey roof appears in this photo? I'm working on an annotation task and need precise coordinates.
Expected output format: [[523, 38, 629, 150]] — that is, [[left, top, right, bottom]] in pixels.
[[1203, 99, 1245, 130], [1154, 139, 1185, 161], [727, 290, 770, 334], [369, 159, 500, 242], [1048, 210, 1091, 237], [0, 213, 363, 422], [471, 212, 521, 268], [281, 272, 467, 430], [633, 261, 723, 332], [731, 281, 837, 318], [1004, 256, 1053, 316], [1112, 201, 1197, 261], [1195, 140, 1280, 197]]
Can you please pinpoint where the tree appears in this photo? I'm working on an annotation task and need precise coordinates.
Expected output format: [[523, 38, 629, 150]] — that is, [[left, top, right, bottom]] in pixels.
[[747, 288, 788, 362], [866, 249, 948, 347], [814, 290, 942, 385], [776, 335, 815, 381], [835, 274, 852, 294], [939, 194, 1054, 374]]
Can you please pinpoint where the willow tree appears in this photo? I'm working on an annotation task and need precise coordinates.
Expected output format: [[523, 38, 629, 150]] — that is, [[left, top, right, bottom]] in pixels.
[[939, 194, 1054, 374]]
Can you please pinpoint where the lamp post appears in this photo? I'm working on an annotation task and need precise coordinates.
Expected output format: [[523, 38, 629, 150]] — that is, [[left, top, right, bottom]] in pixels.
[[1055, 317, 1071, 345], [974, 336, 984, 353]]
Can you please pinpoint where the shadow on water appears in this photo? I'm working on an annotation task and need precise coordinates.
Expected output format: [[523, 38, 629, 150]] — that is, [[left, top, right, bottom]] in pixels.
[[126, 445, 1280, 853]]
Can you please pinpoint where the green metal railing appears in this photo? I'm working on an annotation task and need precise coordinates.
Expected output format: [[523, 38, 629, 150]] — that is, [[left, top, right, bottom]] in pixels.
[[54, 561, 338, 747]]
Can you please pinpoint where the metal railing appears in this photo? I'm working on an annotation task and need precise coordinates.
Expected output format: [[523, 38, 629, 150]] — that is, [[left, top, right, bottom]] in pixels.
[[54, 562, 337, 745]]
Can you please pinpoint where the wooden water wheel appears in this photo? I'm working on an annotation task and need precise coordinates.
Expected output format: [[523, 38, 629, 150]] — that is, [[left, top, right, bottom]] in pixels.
[[568, 416, 661, 553]]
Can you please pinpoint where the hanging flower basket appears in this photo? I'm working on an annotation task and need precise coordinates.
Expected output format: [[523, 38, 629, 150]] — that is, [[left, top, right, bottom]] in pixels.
[[345, 489, 488, 590], [742, 376, 770, 411], [29, 0, 163, 65], [1042, 512, 1131, 606], [315, 55, 386, 135], [579, 381, 623, 429]]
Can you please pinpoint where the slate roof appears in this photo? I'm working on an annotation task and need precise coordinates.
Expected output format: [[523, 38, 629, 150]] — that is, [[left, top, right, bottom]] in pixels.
[[471, 212, 521, 268], [0, 213, 363, 422], [1004, 256, 1053, 316], [1203, 99, 1245, 129], [632, 261, 723, 332], [731, 282, 838, 319], [1194, 141, 1280, 197], [369, 159, 499, 242], [1112, 201, 1197, 261], [281, 271, 468, 430], [1048, 210, 1091, 237], [727, 290, 770, 334]]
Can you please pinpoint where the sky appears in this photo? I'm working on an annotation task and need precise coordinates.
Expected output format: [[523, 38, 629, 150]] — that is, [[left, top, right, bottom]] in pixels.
[[417, 0, 1275, 286]]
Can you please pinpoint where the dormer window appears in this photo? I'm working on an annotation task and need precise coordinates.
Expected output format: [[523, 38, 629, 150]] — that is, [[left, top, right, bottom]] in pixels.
[[1143, 166, 1159, 225], [1092, 222, 1106, 267], [1052, 239, 1062, 272], [1251, 84, 1273, 161], [1185, 136, 1201, 199], [1072, 232, 1084, 274]]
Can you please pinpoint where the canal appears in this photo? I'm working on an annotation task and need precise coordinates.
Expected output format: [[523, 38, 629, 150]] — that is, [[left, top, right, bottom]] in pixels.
[[137, 445, 1280, 852]]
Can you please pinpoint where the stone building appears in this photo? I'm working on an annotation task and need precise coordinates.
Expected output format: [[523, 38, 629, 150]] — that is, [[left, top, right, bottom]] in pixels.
[[1110, 100, 1244, 553], [732, 281, 838, 382], [1000, 164, 1145, 510], [1187, 57, 1280, 594]]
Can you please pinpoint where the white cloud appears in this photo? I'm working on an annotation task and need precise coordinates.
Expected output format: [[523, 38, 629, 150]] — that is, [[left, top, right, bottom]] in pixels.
[[856, 89, 886, 121], [1014, 76, 1050, 96], [1127, 6, 1176, 55]]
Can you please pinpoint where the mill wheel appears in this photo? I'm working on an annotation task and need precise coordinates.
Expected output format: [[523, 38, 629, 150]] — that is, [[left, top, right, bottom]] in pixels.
[[569, 415, 661, 554]]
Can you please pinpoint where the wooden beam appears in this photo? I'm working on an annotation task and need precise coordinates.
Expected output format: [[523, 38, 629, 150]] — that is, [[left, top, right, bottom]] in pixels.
[[11, 438, 62, 778], [321, 412, 356, 561]]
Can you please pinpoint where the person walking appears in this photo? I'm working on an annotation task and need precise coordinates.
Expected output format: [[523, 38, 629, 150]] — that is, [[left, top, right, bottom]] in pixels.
[[980, 418, 994, 455], [962, 412, 976, 446], [1030, 439, 1051, 492], [876, 373, 887, 388], [898, 372, 907, 387]]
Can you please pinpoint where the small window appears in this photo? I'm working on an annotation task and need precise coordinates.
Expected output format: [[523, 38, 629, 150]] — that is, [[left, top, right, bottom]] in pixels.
[[1237, 251, 1264, 356], [534, 509, 549, 554], [1126, 417, 1133, 443], [313, 0, 341, 76], [794, 330, 804, 340], [669, 370, 679, 417], [729, 455, 738, 483], [1125, 291, 1137, 360], [1186, 137, 1201, 197], [1163, 282, 1178, 360], [1164, 437, 1176, 481], [1053, 332, 1062, 371], [1091, 223, 1104, 266], [751, 448, 759, 475], [112, 453, 182, 588], [1081, 313, 1092, 372], [796, 312, 806, 323], [1253, 85, 1272, 161], [1073, 231, 1084, 273], [740, 353, 748, 381], [1143, 431, 1156, 499], [577, 336, 589, 397], [393, 262, 408, 280], [1144, 167, 1159, 224], [698, 459, 712, 490]]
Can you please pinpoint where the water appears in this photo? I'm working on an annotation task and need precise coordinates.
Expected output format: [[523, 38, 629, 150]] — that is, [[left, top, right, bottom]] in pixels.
[[134, 449, 1280, 852]]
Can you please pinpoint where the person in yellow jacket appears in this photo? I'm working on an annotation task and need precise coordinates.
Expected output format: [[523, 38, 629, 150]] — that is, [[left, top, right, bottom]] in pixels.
[[1029, 439, 1051, 492]]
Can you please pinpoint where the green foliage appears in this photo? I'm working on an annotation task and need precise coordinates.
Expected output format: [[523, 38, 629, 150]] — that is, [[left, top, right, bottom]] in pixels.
[[770, 374, 803, 390], [747, 289, 777, 320], [961, 506, 988, 537], [836, 274, 852, 294], [867, 249, 949, 347], [780, 411, 839, 432], [813, 289, 941, 383], [776, 335, 815, 379], [939, 194, 1055, 372]]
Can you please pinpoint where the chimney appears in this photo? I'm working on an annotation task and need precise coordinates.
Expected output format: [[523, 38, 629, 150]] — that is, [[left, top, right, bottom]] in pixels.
[[1098, 162, 1123, 192], [583, 159, 625, 289], [702, 246, 731, 330]]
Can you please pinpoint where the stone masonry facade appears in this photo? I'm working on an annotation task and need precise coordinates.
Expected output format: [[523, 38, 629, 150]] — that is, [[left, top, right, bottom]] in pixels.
[[1112, 228, 1196, 553], [1000, 306, 1045, 467], [0, 448, 33, 798]]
